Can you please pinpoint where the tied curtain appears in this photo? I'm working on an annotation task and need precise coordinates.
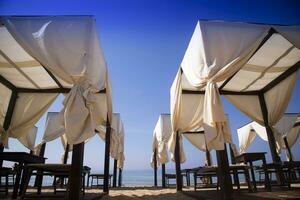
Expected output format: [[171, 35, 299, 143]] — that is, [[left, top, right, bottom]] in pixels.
[[170, 21, 300, 164], [3, 16, 112, 146], [151, 115, 172, 167]]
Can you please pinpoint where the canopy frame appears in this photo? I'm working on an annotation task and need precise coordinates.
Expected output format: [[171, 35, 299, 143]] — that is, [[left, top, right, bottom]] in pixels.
[[0, 16, 112, 199]]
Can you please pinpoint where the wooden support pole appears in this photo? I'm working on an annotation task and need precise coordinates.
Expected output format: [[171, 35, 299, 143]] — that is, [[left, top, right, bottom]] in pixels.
[[68, 142, 84, 200], [162, 164, 166, 188], [34, 143, 46, 192], [63, 143, 70, 164], [283, 137, 293, 161], [216, 144, 233, 200], [205, 145, 212, 166], [175, 131, 182, 191], [153, 148, 158, 187], [258, 93, 284, 184], [0, 91, 18, 167], [118, 168, 122, 187], [229, 144, 236, 164], [103, 116, 111, 193], [113, 159, 118, 187]]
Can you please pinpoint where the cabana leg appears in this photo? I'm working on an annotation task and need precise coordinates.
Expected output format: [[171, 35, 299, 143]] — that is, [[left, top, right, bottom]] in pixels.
[[258, 93, 284, 184], [0, 91, 18, 167], [34, 143, 46, 193], [162, 164, 166, 188], [175, 132, 182, 191], [118, 168, 122, 187], [113, 159, 118, 187], [68, 142, 84, 200], [154, 148, 158, 187], [216, 144, 233, 200], [103, 116, 111, 193], [283, 137, 293, 161]]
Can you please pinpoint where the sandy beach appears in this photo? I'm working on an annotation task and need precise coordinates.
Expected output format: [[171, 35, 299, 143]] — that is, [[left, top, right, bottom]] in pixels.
[[1, 185, 300, 200]]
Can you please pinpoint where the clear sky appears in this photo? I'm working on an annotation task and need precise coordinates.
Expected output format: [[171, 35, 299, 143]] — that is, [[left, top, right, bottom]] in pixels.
[[1, 0, 300, 172]]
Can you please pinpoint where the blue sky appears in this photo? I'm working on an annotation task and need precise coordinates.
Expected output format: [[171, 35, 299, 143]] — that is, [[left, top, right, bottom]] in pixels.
[[1, 0, 300, 172]]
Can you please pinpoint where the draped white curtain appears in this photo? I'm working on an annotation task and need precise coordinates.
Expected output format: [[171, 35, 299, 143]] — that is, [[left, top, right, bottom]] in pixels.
[[96, 113, 125, 166], [17, 126, 38, 151], [3, 16, 112, 145], [151, 115, 172, 167], [0, 83, 12, 127], [237, 114, 299, 154], [2, 93, 58, 148]]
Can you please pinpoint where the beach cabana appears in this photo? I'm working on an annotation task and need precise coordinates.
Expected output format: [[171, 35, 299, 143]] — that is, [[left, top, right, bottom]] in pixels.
[[170, 20, 300, 199], [238, 113, 300, 160], [151, 114, 172, 187], [97, 113, 125, 187], [0, 16, 112, 199]]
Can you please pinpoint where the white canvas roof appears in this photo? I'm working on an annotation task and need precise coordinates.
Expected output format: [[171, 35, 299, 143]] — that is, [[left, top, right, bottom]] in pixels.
[[0, 16, 112, 148], [170, 20, 300, 163]]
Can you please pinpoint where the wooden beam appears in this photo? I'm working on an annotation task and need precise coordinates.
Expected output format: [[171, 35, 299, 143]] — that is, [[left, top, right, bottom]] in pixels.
[[118, 169, 122, 187], [258, 92, 284, 184], [261, 61, 300, 93], [216, 144, 233, 200], [205, 145, 212, 166], [283, 137, 293, 161], [113, 159, 118, 187], [153, 148, 158, 187], [42, 67, 64, 88], [294, 121, 300, 127], [0, 75, 17, 91], [182, 89, 259, 96], [103, 115, 111, 193], [175, 131, 182, 191], [15, 88, 107, 94], [161, 164, 166, 188], [182, 130, 205, 134], [68, 142, 84, 200]]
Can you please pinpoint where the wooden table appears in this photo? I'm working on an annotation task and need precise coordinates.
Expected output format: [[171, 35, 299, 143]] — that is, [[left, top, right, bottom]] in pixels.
[[0, 152, 46, 198], [235, 152, 271, 191]]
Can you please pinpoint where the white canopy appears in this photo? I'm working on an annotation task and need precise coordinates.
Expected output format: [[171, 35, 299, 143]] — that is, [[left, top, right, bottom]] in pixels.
[[151, 114, 173, 167], [97, 113, 125, 169], [237, 113, 300, 154], [170, 20, 300, 160], [0, 16, 112, 148]]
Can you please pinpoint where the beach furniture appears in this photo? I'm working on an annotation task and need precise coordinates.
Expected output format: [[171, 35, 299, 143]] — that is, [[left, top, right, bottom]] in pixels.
[[0, 16, 113, 199], [151, 114, 172, 188], [88, 173, 112, 188], [170, 20, 300, 199]]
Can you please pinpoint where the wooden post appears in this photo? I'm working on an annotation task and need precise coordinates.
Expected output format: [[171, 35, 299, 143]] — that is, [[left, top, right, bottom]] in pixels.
[[63, 143, 70, 164], [118, 168, 122, 187], [68, 142, 84, 200], [216, 144, 233, 200], [205, 145, 212, 166], [113, 159, 118, 187], [229, 144, 236, 164], [175, 131, 182, 191], [162, 164, 166, 188], [153, 148, 158, 187], [283, 137, 293, 161], [103, 116, 111, 193], [0, 91, 18, 167], [258, 93, 284, 184], [34, 143, 46, 191]]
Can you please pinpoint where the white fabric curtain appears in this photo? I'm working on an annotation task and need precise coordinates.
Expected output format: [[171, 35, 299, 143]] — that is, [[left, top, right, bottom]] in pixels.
[[3, 93, 57, 148], [4, 16, 112, 145], [96, 113, 124, 162], [17, 126, 38, 150], [0, 83, 12, 127], [151, 115, 172, 167]]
